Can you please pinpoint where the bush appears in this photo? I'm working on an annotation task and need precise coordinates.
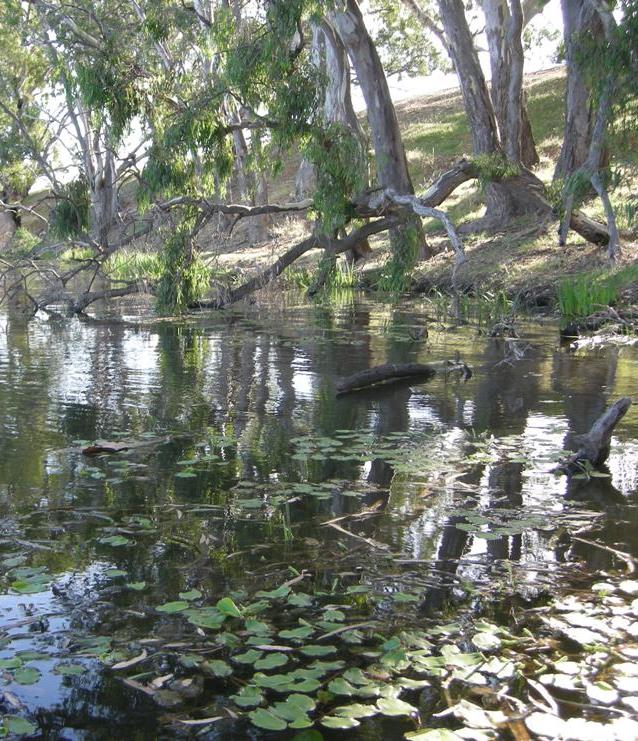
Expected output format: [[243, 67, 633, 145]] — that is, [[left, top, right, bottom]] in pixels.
[[9, 227, 39, 256]]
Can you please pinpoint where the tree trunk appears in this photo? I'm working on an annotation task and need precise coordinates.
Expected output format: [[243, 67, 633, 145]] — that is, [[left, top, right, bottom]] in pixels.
[[438, 0, 551, 227], [554, 0, 607, 179], [330, 0, 430, 261], [0, 207, 17, 250], [481, 0, 540, 168]]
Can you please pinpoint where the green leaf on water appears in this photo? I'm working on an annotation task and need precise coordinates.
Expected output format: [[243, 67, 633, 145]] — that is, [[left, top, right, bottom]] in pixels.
[[321, 716, 360, 729], [105, 569, 128, 578], [3, 716, 38, 736], [233, 649, 264, 665], [255, 586, 291, 600], [333, 703, 379, 718], [271, 693, 316, 721], [98, 535, 131, 547], [300, 644, 337, 657], [248, 708, 287, 731], [232, 685, 263, 708], [175, 470, 197, 478], [216, 597, 242, 618], [245, 619, 272, 635], [279, 626, 314, 640], [472, 632, 502, 651], [328, 678, 357, 696], [376, 697, 418, 716], [254, 653, 289, 671], [0, 658, 22, 670], [157, 600, 189, 613], [342, 668, 372, 686], [185, 608, 226, 630], [203, 659, 233, 678], [126, 581, 147, 591], [54, 663, 87, 676], [13, 667, 41, 685], [288, 592, 313, 607], [179, 589, 202, 601], [16, 651, 49, 661], [392, 592, 419, 603]]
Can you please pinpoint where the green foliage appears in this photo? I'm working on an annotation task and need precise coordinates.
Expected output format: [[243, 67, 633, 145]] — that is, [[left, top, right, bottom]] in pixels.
[[376, 224, 420, 294], [369, 0, 445, 78], [303, 123, 367, 234], [156, 221, 211, 314], [106, 251, 164, 282], [473, 153, 520, 187], [75, 58, 142, 143], [50, 178, 90, 238], [9, 227, 39, 256]]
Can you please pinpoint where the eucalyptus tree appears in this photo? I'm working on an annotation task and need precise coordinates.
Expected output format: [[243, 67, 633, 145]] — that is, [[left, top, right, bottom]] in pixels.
[[558, 0, 637, 259], [330, 0, 430, 276], [435, 0, 552, 227], [554, 0, 607, 178], [0, 0, 50, 244]]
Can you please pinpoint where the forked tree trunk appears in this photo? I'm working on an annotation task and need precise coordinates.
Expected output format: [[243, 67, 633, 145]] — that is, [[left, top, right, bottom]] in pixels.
[[330, 0, 430, 260], [438, 0, 551, 228], [481, 0, 539, 167], [554, 0, 607, 179]]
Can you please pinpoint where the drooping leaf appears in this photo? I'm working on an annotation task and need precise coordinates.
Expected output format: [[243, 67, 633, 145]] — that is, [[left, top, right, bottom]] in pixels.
[[216, 597, 242, 618]]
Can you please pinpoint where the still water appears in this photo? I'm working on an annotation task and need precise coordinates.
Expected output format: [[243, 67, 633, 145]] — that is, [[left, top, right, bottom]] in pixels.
[[1, 297, 637, 738]]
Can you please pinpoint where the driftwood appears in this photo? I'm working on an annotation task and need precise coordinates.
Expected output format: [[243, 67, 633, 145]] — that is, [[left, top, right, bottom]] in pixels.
[[557, 397, 632, 475], [336, 360, 471, 395], [560, 308, 638, 339]]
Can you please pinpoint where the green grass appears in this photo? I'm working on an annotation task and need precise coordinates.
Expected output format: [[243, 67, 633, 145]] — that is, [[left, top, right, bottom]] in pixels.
[[557, 265, 638, 319]]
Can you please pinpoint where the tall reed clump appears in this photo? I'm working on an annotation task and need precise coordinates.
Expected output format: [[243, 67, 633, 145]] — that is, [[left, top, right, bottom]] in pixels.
[[558, 265, 638, 319]]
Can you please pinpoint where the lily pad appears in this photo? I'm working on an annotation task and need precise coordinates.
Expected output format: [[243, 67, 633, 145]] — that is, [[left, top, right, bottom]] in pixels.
[[179, 589, 203, 601], [300, 644, 337, 657], [13, 667, 41, 685], [248, 708, 287, 731], [156, 600, 189, 614], [254, 653, 289, 671], [54, 663, 87, 676], [232, 685, 263, 708], [321, 716, 360, 729], [376, 697, 418, 716]]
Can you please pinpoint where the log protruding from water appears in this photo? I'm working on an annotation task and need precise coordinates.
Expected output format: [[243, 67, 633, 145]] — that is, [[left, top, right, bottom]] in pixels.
[[336, 360, 471, 395], [558, 397, 632, 475]]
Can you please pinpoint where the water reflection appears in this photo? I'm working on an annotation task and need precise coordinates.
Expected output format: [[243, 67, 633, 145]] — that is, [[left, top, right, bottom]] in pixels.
[[1, 299, 638, 734]]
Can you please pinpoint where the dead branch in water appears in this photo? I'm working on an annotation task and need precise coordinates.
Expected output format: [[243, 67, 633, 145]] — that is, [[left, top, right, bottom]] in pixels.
[[557, 397, 632, 475]]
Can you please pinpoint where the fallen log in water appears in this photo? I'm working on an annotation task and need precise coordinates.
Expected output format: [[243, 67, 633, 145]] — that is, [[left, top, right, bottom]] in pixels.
[[82, 436, 171, 456], [557, 397, 632, 475], [336, 360, 471, 395]]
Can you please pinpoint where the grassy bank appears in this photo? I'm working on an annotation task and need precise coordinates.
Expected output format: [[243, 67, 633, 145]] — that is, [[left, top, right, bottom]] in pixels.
[[8, 68, 638, 320]]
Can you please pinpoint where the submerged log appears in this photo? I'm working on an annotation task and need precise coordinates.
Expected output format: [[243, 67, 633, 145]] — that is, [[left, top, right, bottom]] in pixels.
[[82, 436, 170, 456], [336, 360, 471, 395], [558, 397, 632, 475]]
